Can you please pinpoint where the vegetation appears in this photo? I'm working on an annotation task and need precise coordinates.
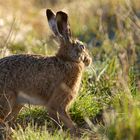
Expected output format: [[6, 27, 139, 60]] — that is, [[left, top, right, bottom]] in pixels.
[[0, 0, 140, 139]]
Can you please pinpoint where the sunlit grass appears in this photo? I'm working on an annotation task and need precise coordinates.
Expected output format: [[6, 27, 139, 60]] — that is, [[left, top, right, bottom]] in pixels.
[[0, 0, 140, 139], [12, 124, 72, 140]]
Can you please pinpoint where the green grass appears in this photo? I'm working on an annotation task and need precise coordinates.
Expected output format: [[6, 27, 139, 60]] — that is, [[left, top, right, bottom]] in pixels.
[[12, 125, 72, 140], [0, 0, 140, 139]]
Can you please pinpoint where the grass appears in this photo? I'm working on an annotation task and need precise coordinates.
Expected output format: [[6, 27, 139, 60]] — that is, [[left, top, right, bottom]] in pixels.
[[12, 125, 72, 140], [0, 0, 140, 139]]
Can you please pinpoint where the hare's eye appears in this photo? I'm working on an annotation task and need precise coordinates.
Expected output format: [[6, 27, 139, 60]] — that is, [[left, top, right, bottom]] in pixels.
[[81, 45, 85, 50], [79, 45, 85, 51], [72, 43, 76, 47]]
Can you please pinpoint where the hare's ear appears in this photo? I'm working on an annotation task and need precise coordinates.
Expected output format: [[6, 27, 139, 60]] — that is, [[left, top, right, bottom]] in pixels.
[[56, 11, 71, 42], [46, 9, 60, 36]]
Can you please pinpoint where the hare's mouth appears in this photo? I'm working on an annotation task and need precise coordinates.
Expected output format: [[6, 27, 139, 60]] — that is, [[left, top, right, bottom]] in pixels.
[[78, 54, 91, 66]]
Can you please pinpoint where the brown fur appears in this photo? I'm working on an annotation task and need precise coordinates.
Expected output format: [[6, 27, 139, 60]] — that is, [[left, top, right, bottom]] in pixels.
[[0, 9, 92, 135]]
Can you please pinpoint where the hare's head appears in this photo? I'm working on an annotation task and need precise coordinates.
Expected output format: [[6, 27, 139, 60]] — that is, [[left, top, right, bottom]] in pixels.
[[46, 9, 92, 66]]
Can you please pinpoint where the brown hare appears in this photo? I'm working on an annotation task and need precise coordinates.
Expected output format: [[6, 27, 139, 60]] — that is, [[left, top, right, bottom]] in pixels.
[[0, 9, 92, 136]]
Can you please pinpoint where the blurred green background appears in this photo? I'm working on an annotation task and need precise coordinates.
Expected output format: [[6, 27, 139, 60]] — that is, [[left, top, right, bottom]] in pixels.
[[0, 0, 140, 139]]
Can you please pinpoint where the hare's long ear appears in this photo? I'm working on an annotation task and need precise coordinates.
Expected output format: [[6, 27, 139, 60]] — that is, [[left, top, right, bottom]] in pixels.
[[56, 11, 71, 42], [46, 9, 60, 36]]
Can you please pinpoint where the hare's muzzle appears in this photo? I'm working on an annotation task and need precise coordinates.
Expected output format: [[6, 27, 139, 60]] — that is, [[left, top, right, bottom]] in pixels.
[[83, 55, 92, 66]]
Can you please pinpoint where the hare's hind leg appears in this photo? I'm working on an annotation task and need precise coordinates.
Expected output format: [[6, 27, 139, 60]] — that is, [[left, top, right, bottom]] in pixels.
[[0, 119, 6, 140], [5, 104, 23, 125], [0, 91, 17, 139], [0, 92, 16, 121]]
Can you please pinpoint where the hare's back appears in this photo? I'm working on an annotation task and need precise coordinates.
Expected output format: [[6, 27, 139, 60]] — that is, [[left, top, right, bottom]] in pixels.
[[0, 54, 63, 91], [0, 54, 47, 76], [0, 54, 59, 72]]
